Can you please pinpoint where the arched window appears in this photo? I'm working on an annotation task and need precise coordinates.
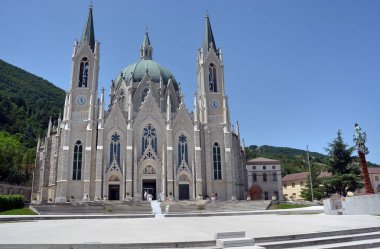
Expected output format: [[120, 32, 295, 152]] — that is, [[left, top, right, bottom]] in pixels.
[[110, 133, 121, 165], [141, 88, 149, 102], [142, 124, 157, 154], [208, 63, 217, 92], [178, 134, 188, 165], [272, 172, 277, 182], [263, 173, 267, 182], [212, 142, 222, 180], [72, 140, 83, 180], [78, 57, 89, 88], [252, 173, 257, 182]]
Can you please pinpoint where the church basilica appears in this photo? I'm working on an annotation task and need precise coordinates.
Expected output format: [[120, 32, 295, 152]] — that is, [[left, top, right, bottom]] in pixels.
[[33, 6, 246, 202]]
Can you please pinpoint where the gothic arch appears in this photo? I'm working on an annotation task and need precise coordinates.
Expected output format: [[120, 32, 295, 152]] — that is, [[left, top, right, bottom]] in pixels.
[[174, 130, 193, 169], [105, 129, 125, 170], [136, 119, 163, 157], [212, 142, 222, 180], [175, 171, 193, 201], [78, 57, 89, 88]]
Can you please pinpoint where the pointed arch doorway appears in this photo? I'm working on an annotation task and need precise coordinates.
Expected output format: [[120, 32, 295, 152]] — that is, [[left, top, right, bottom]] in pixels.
[[141, 165, 158, 200]]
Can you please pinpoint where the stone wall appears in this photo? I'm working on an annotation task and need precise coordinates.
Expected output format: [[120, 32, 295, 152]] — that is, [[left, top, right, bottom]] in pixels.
[[342, 194, 380, 215], [324, 194, 380, 215], [0, 183, 32, 202]]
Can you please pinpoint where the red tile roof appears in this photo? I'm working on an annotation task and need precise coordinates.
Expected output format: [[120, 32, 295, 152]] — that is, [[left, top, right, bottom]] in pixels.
[[282, 171, 331, 182], [368, 167, 380, 174], [247, 157, 280, 165]]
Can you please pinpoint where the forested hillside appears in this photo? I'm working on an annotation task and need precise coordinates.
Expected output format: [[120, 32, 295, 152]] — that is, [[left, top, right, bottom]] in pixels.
[[0, 59, 65, 184], [245, 145, 379, 176]]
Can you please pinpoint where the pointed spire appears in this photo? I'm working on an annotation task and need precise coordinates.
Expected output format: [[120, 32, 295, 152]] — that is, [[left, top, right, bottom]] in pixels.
[[80, 5, 96, 51], [166, 93, 172, 129], [142, 31, 151, 47], [193, 92, 199, 124], [127, 88, 133, 129], [47, 116, 52, 137], [203, 13, 217, 53], [140, 32, 153, 60], [99, 87, 105, 120]]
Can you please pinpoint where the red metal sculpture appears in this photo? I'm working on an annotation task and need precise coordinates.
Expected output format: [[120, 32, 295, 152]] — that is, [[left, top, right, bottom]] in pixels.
[[354, 123, 374, 194]]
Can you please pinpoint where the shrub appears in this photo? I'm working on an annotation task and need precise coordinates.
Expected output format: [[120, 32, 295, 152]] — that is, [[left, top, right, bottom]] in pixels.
[[0, 195, 25, 211], [197, 204, 205, 210]]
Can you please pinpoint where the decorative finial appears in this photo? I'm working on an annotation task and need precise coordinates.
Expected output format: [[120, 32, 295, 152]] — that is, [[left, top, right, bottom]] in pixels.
[[206, 10, 209, 18], [178, 82, 184, 102], [145, 26, 148, 34], [89, 1, 93, 9]]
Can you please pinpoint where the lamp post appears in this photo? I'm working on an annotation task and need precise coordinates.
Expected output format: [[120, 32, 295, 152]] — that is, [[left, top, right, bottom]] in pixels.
[[353, 123, 374, 194], [306, 145, 314, 202]]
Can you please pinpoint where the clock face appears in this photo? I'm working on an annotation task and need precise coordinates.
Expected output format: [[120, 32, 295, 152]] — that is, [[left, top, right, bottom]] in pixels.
[[210, 99, 220, 110], [76, 95, 87, 106]]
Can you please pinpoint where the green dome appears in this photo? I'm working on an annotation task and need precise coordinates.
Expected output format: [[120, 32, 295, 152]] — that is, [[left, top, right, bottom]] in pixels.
[[115, 59, 178, 90]]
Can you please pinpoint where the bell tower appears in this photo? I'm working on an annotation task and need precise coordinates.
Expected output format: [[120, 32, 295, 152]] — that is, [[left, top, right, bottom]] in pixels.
[[196, 14, 235, 200], [69, 4, 99, 123], [55, 5, 100, 202], [197, 14, 228, 126]]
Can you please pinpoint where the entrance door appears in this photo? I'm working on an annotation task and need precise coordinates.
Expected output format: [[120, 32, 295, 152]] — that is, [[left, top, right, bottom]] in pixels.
[[179, 184, 189, 200], [108, 185, 120, 200], [142, 179, 156, 200], [249, 185, 262, 200]]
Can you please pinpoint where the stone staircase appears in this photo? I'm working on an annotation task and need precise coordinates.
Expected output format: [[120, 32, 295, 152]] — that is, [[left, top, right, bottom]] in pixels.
[[215, 231, 264, 249], [255, 226, 380, 249], [32, 201, 152, 215], [161, 200, 272, 213]]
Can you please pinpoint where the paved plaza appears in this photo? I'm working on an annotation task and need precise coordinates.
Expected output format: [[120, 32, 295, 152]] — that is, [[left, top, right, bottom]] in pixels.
[[1, 210, 380, 246]]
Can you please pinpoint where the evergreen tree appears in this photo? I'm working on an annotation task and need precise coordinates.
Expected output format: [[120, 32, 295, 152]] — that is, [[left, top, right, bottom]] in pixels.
[[300, 163, 326, 201], [323, 130, 363, 197]]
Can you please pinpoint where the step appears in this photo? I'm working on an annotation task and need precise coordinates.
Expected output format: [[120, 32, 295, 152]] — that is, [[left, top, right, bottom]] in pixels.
[[216, 231, 246, 240], [216, 237, 256, 248], [257, 231, 380, 249], [293, 238, 380, 249], [256, 226, 380, 243]]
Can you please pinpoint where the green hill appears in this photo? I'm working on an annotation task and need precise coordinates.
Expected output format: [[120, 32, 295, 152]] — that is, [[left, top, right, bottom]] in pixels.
[[246, 145, 379, 176], [0, 59, 65, 184]]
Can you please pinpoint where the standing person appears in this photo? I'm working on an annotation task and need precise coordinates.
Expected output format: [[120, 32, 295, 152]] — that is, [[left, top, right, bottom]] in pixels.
[[144, 190, 148, 201]]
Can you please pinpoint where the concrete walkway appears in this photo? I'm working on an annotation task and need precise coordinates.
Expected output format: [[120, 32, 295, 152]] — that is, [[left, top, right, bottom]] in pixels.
[[1, 211, 380, 245]]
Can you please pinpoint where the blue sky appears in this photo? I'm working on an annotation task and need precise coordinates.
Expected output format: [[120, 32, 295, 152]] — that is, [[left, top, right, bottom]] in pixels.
[[1, 0, 379, 163]]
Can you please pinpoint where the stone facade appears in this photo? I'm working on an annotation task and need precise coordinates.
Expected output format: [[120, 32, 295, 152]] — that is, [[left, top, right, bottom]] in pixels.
[[246, 157, 283, 201], [32, 8, 246, 203]]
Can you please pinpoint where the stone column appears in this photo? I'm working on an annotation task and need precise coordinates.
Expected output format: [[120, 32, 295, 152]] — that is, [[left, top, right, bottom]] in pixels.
[[83, 126, 93, 199], [55, 128, 70, 202], [126, 127, 133, 198], [166, 128, 174, 197]]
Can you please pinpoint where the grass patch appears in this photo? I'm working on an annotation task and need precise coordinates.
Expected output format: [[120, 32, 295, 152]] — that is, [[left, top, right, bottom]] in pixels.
[[269, 203, 308, 210], [0, 208, 37, 215]]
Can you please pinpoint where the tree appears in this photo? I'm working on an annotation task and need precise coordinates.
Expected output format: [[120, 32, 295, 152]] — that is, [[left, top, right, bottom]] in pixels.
[[300, 163, 327, 201], [323, 130, 363, 197], [0, 131, 23, 183]]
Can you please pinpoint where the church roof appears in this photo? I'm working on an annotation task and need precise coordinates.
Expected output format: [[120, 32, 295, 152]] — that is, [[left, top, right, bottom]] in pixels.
[[115, 32, 178, 90], [80, 5, 95, 51], [115, 59, 178, 90], [203, 14, 217, 53]]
